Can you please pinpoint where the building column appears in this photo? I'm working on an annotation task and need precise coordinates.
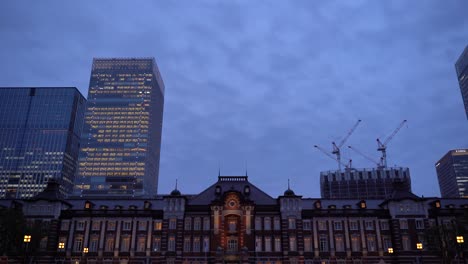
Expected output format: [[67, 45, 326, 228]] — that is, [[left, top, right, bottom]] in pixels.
[[360, 219, 367, 256], [98, 220, 106, 257], [328, 219, 335, 257], [146, 220, 152, 256], [375, 219, 383, 256], [130, 219, 137, 256], [66, 220, 75, 257], [344, 218, 351, 258], [313, 219, 319, 257], [114, 220, 121, 257]]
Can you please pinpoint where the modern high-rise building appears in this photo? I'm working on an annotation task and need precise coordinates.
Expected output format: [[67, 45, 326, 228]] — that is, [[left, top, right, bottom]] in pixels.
[[320, 167, 412, 199], [0, 87, 86, 198], [75, 58, 165, 197], [436, 149, 468, 198], [456, 45, 468, 119]]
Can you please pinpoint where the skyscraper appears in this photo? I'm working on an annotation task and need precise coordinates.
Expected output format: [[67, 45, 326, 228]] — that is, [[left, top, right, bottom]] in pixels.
[[320, 167, 412, 199], [436, 149, 468, 198], [75, 58, 165, 197], [456, 45, 468, 119], [0, 87, 86, 198]]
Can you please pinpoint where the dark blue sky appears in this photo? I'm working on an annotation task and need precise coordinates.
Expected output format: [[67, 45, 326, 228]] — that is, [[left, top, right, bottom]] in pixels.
[[1, 1, 467, 197]]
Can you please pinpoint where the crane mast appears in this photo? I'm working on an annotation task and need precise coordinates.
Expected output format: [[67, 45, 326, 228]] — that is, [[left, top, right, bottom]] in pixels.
[[331, 119, 361, 171], [376, 120, 407, 168]]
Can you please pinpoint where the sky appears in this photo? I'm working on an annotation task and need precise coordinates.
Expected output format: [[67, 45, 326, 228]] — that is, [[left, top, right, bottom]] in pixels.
[[1, 0, 467, 198]]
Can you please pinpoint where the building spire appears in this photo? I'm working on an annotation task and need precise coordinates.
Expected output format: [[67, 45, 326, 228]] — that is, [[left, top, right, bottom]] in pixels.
[[175, 179, 178, 190], [288, 178, 290, 190]]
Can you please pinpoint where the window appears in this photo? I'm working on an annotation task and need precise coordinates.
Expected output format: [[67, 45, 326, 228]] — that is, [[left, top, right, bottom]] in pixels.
[[85, 235, 96, 252], [194, 217, 201, 230], [169, 218, 177, 230], [203, 236, 209, 252], [138, 221, 147, 231], [402, 235, 411, 250], [351, 235, 361, 252], [288, 217, 296, 229], [303, 220, 311, 230], [256, 236, 262, 251], [184, 237, 191, 252], [304, 236, 313, 252], [73, 237, 83, 252], [122, 221, 131, 231], [380, 220, 389, 230], [415, 219, 424, 229], [92, 221, 100, 231], [137, 237, 146, 252], [400, 219, 408, 229], [193, 237, 200, 252], [227, 238, 238, 252], [76, 221, 85, 231], [153, 236, 161, 252], [274, 217, 281, 230], [255, 217, 262, 230], [334, 221, 342, 230], [383, 236, 392, 251], [349, 221, 358, 230], [203, 217, 210, 231], [154, 220, 162, 230], [120, 236, 130, 251], [264, 237, 272, 252], [107, 221, 116, 230], [365, 220, 374, 230], [60, 221, 70, 231], [318, 221, 327, 231], [319, 235, 328, 252], [39, 237, 48, 250], [184, 218, 192, 230], [275, 237, 281, 252], [335, 235, 345, 252], [289, 236, 297, 251], [105, 237, 114, 252], [367, 235, 376, 252], [168, 235, 176, 251], [264, 217, 271, 230], [228, 218, 237, 232]]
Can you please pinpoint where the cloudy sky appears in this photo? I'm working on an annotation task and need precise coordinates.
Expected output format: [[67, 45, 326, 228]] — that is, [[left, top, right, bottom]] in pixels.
[[1, 1, 467, 197]]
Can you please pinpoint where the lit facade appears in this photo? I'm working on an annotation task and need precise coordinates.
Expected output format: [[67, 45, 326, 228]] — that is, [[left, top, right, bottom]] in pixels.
[[0, 87, 85, 199], [436, 149, 468, 198], [456, 45, 468, 119], [320, 167, 412, 199], [75, 58, 165, 197], [1, 176, 467, 263]]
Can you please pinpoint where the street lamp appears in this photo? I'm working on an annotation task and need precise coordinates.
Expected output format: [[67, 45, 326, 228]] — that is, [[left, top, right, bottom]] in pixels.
[[23, 235, 31, 243], [83, 247, 88, 253], [388, 247, 394, 254], [416, 243, 423, 264], [23, 235, 31, 264], [457, 236, 465, 264]]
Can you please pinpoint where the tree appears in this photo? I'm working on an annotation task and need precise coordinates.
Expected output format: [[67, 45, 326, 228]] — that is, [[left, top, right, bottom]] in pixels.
[[0, 206, 27, 256]]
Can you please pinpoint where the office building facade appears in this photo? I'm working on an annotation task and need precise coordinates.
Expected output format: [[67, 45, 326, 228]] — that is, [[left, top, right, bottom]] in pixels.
[[75, 58, 165, 197], [436, 149, 468, 198], [0, 87, 86, 198], [320, 167, 412, 199], [456, 45, 468, 119], [1, 176, 467, 263]]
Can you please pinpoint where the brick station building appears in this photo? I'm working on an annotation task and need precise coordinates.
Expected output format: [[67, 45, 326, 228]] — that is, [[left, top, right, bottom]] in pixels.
[[0, 176, 467, 264]]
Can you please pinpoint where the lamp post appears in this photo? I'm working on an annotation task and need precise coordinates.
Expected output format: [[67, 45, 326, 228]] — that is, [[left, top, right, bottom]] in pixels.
[[82, 247, 88, 264], [416, 243, 423, 264], [457, 236, 466, 264], [387, 247, 394, 264], [23, 235, 31, 264]]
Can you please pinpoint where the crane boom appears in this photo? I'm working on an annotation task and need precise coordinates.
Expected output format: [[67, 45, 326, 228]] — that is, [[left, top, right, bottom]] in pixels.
[[376, 120, 407, 168], [348, 145, 382, 168], [337, 119, 362, 148], [314, 145, 350, 171]]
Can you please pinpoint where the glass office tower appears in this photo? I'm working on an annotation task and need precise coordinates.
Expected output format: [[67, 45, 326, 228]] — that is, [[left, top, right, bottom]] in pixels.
[[436, 149, 468, 198], [75, 58, 165, 197], [0, 87, 86, 198], [456, 45, 468, 119]]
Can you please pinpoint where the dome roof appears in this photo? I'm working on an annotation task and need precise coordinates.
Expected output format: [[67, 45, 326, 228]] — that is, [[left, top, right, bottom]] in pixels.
[[284, 188, 295, 196], [170, 188, 181, 196]]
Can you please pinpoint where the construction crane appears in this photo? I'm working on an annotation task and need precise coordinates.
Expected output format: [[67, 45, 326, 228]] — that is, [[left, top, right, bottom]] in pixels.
[[348, 145, 384, 169], [376, 120, 407, 168], [331, 119, 361, 170], [314, 145, 353, 171]]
